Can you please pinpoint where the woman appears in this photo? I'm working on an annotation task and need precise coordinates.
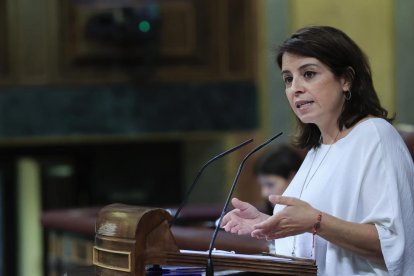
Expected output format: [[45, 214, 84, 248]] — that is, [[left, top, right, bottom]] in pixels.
[[221, 26, 414, 275], [254, 144, 303, 215]]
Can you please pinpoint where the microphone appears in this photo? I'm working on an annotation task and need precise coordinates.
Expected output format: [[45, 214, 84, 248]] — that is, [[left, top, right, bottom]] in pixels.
[[169, 138, 254, 227], [206, 132, 283, 276]]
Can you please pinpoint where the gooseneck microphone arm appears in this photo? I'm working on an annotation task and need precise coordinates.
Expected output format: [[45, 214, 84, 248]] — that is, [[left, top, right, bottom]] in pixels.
[[206, 132, 283, 276], [169, 138, 254, 227]]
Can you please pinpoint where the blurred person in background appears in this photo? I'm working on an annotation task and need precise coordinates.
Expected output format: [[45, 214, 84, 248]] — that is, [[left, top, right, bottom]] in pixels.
[[253, 144, 303, 215]]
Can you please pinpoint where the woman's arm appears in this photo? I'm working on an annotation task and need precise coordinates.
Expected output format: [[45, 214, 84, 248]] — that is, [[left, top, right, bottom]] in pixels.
[[251, 195, 385, 265], [316, 211, 384, 265]]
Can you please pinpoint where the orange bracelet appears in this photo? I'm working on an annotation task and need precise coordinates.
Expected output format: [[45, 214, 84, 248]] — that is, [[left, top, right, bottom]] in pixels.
[[312, 212, 322, 235], [311, 212, 322, 257]]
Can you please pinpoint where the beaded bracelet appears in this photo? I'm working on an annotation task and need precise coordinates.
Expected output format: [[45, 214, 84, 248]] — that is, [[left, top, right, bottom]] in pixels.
[[311, 212, 322, 258], [313, 212, 322, 235]]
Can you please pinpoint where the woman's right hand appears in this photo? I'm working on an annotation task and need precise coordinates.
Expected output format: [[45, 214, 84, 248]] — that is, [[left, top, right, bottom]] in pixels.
[[220, 198, 269, 235]]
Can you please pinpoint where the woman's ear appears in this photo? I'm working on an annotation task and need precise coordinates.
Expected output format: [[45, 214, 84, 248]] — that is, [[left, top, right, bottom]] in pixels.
[[342, 66, 355, 91]]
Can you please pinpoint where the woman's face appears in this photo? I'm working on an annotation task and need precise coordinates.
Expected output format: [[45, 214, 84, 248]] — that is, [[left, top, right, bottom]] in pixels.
[[281, 53, 350, 129], [257, 174, 290, 199]]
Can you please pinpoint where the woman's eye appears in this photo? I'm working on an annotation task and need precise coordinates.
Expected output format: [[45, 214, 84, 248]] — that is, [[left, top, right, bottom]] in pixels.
[[283, 76, 293, 84], [304, 71, 316, 79]]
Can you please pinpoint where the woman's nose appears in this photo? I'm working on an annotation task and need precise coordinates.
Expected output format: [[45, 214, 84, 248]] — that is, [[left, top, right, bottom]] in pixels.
[[261, 189, 270, 198], [290, 78, 305, 94]]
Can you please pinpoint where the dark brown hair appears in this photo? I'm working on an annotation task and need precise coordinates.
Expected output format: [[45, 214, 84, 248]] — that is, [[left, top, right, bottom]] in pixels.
[[276, 26, 393, 149], [254, 144, 303, 178]]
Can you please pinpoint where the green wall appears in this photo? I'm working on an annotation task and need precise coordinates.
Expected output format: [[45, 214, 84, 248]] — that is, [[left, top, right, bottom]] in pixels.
[[396, 0, 414, 124], [290, 0, 395, 116]]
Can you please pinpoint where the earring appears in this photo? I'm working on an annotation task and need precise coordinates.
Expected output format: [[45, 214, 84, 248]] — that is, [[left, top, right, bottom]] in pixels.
[[344, 90, 352, 101]]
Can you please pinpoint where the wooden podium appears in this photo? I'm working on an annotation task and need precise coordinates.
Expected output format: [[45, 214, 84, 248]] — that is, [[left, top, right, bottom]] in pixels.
[[93, 204, 317, 275]]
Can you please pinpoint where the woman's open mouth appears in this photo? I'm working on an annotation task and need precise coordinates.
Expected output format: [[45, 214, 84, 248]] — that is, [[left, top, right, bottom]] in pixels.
[[295, 100, 314, 109]]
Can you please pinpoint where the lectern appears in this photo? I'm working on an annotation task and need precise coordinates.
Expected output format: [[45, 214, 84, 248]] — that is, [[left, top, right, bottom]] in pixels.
[[93, 204, 317, 275]]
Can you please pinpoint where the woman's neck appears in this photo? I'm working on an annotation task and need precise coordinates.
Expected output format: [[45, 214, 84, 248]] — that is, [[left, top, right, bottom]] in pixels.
[[320, 128, 341, 145], [319, 116, 372, 144]]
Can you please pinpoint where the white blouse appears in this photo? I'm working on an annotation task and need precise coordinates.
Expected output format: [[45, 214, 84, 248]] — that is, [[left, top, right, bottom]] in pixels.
[[274, 118, 414, 276]]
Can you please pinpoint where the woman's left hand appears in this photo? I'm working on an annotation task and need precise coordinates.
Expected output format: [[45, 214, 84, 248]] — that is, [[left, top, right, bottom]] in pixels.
[[252, 196, 385, 265], [251, 195, 319, 240]]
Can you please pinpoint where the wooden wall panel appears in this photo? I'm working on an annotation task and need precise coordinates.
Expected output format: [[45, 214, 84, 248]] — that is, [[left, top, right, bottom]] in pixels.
[[0, 0, 257, 84], [0, 0, 9, 81], [57, 0, 256, 83]]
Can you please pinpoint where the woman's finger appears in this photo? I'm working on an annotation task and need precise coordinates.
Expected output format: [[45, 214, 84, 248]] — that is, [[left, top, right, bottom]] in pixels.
[[269, 195, 302, 207], [253, 214, 281, 231], [223, 218, 240, 232], [232, 197, 253, 212], [251, 229, 267, 239]]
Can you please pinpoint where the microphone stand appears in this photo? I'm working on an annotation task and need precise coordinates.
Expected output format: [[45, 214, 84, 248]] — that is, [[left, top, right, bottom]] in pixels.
[[206, 132, 283, 276], [169, 138, 254, 227]]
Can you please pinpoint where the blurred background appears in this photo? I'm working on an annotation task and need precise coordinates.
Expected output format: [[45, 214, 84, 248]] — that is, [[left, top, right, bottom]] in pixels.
[[1, 0, 413, 275]]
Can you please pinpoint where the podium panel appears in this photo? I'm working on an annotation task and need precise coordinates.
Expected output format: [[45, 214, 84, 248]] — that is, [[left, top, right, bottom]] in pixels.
[[93, 204, 317, 275]]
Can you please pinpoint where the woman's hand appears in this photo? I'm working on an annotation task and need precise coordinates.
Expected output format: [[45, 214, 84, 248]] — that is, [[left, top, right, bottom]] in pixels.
[[252, 195, 385, 265], [251, 195, 319, 240], [220, 198, 269, 235]]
